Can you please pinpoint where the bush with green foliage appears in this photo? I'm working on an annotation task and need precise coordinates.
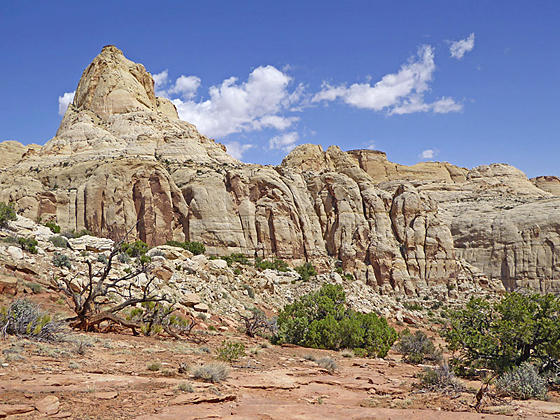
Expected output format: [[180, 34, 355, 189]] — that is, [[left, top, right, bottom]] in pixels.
[[442, 292, 560, 375], [17, 237, 38, 254], [220, 253, 250, 266], [0, 202, 17, 228], [165, 240, 205, 255], [395, 330, 442, 364], [52, 252, 72, 269], [294, 262, 317, 282], [0, 299, 60, 341], [216, 340, 246, 362], [121, 240, 149, 257], [49, 235, 68, 248], [44, 221, 61, 233], [254, 257, 289, 272], [274, 284, 397, 357], [495, 362, 547, 400]]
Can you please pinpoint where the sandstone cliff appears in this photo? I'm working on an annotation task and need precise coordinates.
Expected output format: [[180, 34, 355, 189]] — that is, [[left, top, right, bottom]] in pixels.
[[1, 45, 557, 294]]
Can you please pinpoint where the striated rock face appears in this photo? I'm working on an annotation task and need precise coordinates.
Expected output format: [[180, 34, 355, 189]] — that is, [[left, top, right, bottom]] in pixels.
[[0, 45, 558, 294]]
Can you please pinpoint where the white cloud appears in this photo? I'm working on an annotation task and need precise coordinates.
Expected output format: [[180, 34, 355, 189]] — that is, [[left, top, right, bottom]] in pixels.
[[152, 70, 168, 89], [224, 141, 253, 160], [312, 46, 461, 115], [366, 141, 376, 150], [165, 65, 300, 138], [58, 91, 75, 116], [450, 33, 475, 60], [268, 131, 299, 152], [420, 149, 437, 159], [168, 75, 201, 99]]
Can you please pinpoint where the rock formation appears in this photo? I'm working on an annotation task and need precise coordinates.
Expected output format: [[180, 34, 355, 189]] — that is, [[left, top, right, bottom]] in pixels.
[[1, 45, 558, 294]]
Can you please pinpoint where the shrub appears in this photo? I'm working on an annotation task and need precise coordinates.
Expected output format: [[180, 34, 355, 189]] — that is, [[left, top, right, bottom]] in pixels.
[[221, 253, 250, 266], [165, 240, 205, 255], [242, 284, 255, 299], [147, 362, 161, 371], [193, 363, 229, 383], [216, 340, 246, 362], [17, 237, 38, 254], [97, 254, 108, 264], [274, 284, 397, 357], [395, 330, 442, 364], [52, 252, 72, 269], [44, 221, 61, 233], [241, 307, 273, 338], [49, 235, 68, 248], [121, 240, 149, 258], [417, 363, 465, 393], [0, 299, 60, 341], [0, 202, 17, 228], [25, 282, 42, 294], [340, 348, 354, 358], [316, 356, 337, 373], [254, 258, 289, 272], [177, 382, 194, 392], [442, 292, 560, 374], [295, 262, 317, 282], [496, 362, 547, 400]]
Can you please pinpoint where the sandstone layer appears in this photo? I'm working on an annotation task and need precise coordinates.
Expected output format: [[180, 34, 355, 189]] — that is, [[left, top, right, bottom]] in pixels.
[[1, 45, 558, 294]]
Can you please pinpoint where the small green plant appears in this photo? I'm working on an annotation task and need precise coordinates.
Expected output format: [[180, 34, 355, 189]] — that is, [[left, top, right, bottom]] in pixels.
[[395, 330, 442, 364], [165, 240, 205, 255], [316, 357, 337, 373], [17, 237, 38, 254], [177, 382, 194, 392], [303, 353, 317, 361], [25, 282, 42, 294], [496, 362, 547, 400], [44, 221, 61, 233], [193, 363, 229, 383], [121, 240, 149, 258], [216, 340, 246, 362], [97, 254, 108, 264], [0, 202, 17, 228], [254, 258, 289, 272], [294, 262, 317, 282], [147, 362, 161, 371], [0, 299, 60, 341], [221, 253, 250, 266], [49, 235, 68, 248], [403, 302, 424, 311], [52, 252, 72, 269]]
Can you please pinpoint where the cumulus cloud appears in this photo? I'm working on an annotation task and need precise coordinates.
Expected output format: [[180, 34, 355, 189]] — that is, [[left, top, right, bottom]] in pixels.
[[168, 75, 201, 99], [268, 131, 299, 152], [152, 70, 168, 89], [224, 141, 253, 160], [58, 91, 75, 116], [157, 65, 301, 138], [312, 46, 461, 115], [420, 149, 437, 159], [450, 33, 475, 59]]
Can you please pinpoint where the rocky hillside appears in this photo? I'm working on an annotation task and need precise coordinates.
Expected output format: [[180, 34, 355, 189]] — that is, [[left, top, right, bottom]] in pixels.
[[1, 45, 559, 295]]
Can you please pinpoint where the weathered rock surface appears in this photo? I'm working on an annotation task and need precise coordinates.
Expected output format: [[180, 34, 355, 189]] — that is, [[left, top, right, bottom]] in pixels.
[[0, 45, 558, 294]]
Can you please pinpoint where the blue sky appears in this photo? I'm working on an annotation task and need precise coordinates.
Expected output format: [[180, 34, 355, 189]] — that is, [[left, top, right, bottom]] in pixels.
[[1, 1, 559, 177]]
